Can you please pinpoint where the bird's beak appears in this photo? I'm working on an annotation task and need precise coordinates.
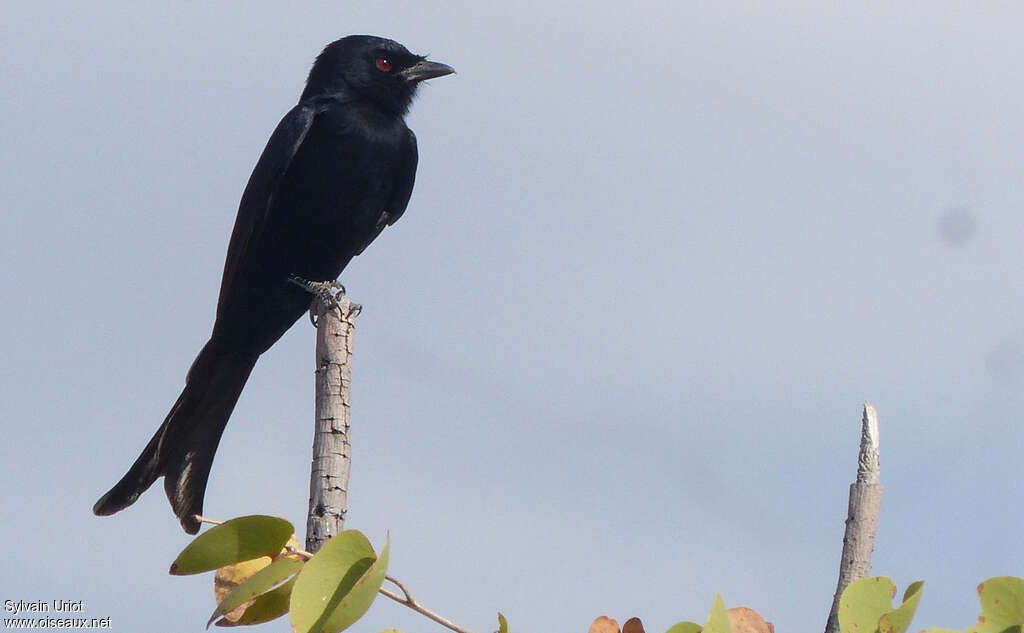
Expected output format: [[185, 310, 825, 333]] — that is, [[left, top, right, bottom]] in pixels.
[[400, 59, 456, 83]]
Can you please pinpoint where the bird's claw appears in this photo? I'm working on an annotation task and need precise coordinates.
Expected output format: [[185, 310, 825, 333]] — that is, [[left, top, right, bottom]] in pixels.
[[287, 275, 347, 327]]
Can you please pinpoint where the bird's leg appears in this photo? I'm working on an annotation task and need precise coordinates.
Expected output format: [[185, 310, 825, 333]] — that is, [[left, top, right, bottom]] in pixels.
[[287, 275, 347, 327]]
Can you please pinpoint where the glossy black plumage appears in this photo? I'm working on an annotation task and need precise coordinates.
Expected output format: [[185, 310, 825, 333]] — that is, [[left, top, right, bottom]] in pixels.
[[94, 35, 453, 533]]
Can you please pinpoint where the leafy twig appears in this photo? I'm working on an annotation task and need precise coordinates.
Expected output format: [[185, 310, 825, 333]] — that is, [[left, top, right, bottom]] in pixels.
[[277, 528, 478, 633]]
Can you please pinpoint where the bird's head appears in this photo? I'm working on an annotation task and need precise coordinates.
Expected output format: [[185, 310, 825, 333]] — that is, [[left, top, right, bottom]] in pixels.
[[301, 35, 455, 115]]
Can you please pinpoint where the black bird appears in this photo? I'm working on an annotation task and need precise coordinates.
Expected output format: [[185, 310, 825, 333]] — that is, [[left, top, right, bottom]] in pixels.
[[94, 35, 454, 533]]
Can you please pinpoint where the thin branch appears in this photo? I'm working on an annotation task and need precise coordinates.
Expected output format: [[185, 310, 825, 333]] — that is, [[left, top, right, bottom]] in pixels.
[[194, 514, 223, 526], [286, 544, 314, 560], [379, 577, 480, 633], [385, 575, 413, 602]]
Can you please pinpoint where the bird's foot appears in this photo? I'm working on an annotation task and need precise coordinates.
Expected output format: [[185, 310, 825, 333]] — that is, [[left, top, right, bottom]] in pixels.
[[287, 275, 347, 326]]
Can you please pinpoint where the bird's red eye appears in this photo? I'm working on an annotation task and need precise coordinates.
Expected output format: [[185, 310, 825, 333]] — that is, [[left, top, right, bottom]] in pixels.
[[376, 57, 392, 72]]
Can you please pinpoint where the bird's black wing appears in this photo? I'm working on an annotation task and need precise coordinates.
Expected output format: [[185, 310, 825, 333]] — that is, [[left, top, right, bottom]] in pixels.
[[386, 128, 419, 227], [216, 103, 317, 314], [353, 128, 419, 256]]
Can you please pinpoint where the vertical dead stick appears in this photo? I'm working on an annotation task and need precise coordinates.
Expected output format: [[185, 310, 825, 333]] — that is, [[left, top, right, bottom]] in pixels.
[[825, 402, 883, 633], [306, 290, 359, 553], [295, 289, 479, 633]]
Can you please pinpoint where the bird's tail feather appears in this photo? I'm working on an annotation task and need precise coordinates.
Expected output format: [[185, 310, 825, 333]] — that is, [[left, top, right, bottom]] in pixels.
[[93, 341, 258, 534]]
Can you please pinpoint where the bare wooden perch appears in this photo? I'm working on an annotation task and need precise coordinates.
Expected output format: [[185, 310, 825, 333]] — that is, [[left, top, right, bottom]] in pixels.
[[306, 289, 359, 553], [302, 289, 480, 633], [824, 402, 883, 633]]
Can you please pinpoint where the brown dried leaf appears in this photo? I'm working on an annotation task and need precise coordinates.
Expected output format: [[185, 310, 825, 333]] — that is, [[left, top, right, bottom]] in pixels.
[[589, 616, 621, 633], [622, 617, 645, 633], [213, 534, 300, 623], [727, 607, 773, 633]]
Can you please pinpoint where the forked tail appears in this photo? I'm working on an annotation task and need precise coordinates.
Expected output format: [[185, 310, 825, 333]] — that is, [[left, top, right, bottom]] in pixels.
[[93, 340, 258, 534]]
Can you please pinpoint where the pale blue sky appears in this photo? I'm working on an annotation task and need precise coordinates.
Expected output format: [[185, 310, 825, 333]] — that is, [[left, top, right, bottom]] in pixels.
[[2, 2, 1023, 632]]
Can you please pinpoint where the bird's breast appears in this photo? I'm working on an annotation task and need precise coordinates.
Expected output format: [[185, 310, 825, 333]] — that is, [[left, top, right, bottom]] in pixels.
[[262, 117, 406, 280]]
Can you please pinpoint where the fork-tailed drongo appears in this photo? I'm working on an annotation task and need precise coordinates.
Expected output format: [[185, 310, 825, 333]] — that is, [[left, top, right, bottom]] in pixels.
[[94, 35, 454, 533]]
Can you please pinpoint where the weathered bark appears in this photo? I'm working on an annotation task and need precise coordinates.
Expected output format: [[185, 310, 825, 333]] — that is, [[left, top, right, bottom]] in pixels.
[[825, 402, 883, 633], [305, 291, 358, 553]]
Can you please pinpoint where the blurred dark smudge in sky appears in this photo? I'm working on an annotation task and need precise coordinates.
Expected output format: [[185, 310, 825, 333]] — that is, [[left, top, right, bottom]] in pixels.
[[937, 205, 980, 248]]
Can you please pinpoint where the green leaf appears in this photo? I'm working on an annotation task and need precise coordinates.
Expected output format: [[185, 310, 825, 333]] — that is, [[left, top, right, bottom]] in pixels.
[[215, 576, 297, 627], [703, 594, 730, 633], [208, 554, 304, 626], [290, 531, 390, 633], [840, 577, 897, 633], [665, 623, 703, 633], [879, 581, 924, 633], [498, 613, 510, 633], [170, 516, 295, 575], [968, 577, 1024, 633]]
